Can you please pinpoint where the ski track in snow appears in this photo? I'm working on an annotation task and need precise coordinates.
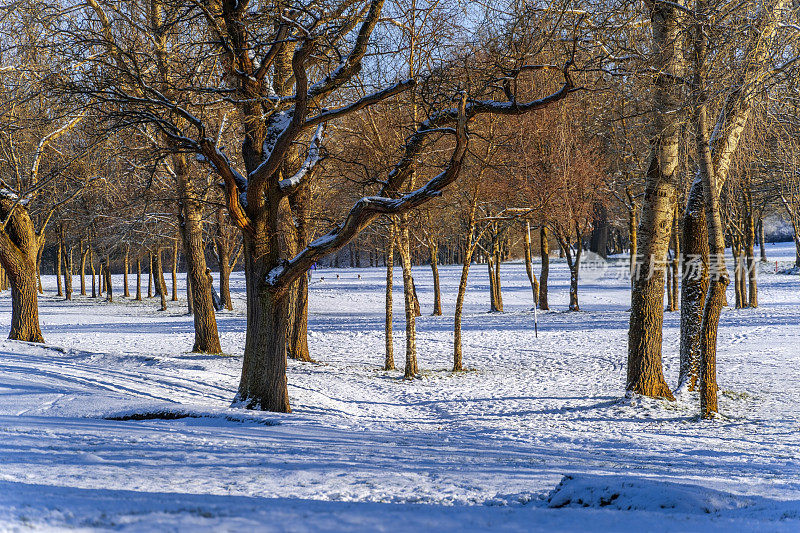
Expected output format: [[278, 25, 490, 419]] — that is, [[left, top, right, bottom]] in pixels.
[[1, 243, 800, 531]]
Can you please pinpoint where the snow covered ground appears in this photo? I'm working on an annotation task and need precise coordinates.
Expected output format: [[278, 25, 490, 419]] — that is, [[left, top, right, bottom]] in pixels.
[[2, 243, 800, 531]]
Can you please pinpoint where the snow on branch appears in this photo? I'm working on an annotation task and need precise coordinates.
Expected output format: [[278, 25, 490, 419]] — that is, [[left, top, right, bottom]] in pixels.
[[305, 79, 415, 127], [307, 0, 384, 102], [266, 92, 470, 291], [247, 39, 313, 203], [279, 124, 325, 194]]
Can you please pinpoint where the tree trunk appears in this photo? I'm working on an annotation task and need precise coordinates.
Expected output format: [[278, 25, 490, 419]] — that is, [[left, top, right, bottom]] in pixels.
[[215, 217, 234, 311], [135, 257, 142, 300], [36, 246, 42, 295], [678, 180, 708, 392], [56, 237, 63, 297], [487, 253, 499, 312], [177, 190, 222, 352], [493, 236, 504, 312], [97, 259, 103, 297], [397, 224, 418, 378], [744, 201, 757, 308], [670, 206, 680, 311], [695, 44, 727, 418], [625, 0, 683, 401], [64, 243, 73, 301], [523, 222, 539, 308], [123, 246, 130, 297], [8, 264, 44, 343], [429, 238, 442, 316], [453, 250, 474, 372], [171, 239, 178, 301], [156, 248, 167, 311], [90, 249, 97, 298], [385, 223, 395, 371], [105, 257, 113, 303], [758, 216, 767, 262], [186, 273, 194, 315], [80, 241, 88, 296], [148, 252, 154, 298], [0, 202, 45, 342], [539, 225, 550, 310]]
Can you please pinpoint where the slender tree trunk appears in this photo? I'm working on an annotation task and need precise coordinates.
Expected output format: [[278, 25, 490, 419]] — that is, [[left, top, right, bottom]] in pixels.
[[148, 252, 153, 298], [695, 33, 727, 418], [97, 253, 103, 297], [215, 217, 234, 311], [487, 252, 499, 312], [744, 202, 757, 308], [56, 237, 63, 297], [670, 206, 680, 311], [156, 248, 167, 311], [123, 245, 130, 298], [186, 273, 194, 315], [758, 216, 767, 262], [524, 222, 539, 308], [64, 244, 73, 301], [80, 241, 88, 296], [171, 239, 178, 301], [539, 225, 550, 310], [493, 236, 504, 312], [105, 256, 113, 303], [135, 257, 142, 301], [90, 248, 97, 298], [429, 238, 442, 316], [397, 224, 418, 378], [385, 224, 395, 371], [732, 242, 743, 309], [36, 246, 42, 295]]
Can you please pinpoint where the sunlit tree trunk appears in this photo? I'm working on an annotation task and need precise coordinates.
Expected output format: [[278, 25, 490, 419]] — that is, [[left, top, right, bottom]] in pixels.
[[123, 245, 130, 298], [626, 0, 683, 401], [539, 226, 550, 310], [385, 223, 396, 371], [135, 257, 142, 301]]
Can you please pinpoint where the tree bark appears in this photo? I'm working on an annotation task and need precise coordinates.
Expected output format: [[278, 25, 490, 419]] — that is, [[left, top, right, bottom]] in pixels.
[[63, 241, 73, 301], [148, 252, 153, 298], [678, 180, 708, 392], [0, 200, 44, 342], [744, 191, 757, 308], [539, 225, 550, 310], [176, 174, 223, 352], [670, 205, 680, 311], [123, 245, 130, 298], [626, 0, 683, 401], [156, 248, 167, 311], [90, 248, 97, 298], [56, 235, 63, 297], [524, 221, 539, 309], [429, 237, 442, 316], [454, 193, 479, 371], [135, 256, 142, 300], [104, 256, 113, 303], [80, 240, 88, 296], [758, 216, 767, 262], [397, 223, 418, 378], [385, 223, 395, 371], [171, 238, 178, 301]]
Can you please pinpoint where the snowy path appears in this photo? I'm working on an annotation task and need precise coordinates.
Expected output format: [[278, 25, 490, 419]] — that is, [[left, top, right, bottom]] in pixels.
[[1, 243, 800, 531]]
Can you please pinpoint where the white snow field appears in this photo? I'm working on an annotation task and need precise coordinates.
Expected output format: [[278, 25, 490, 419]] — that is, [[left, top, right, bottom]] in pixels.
[[2, 243, 800, 531]]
